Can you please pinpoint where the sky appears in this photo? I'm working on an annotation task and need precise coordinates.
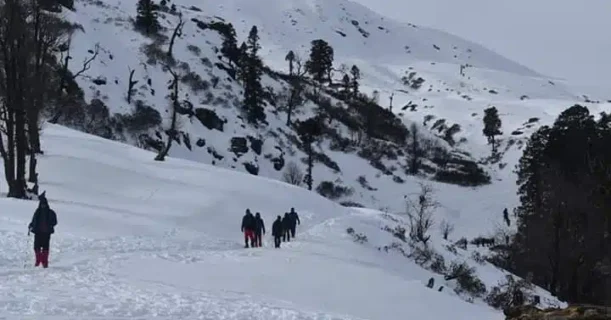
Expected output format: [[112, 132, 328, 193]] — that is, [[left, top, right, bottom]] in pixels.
[[351, 0, 611, 86]]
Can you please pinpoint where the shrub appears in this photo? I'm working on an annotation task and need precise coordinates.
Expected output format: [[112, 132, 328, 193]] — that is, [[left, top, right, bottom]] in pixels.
[[316, 181, 353, 200], [485, 275, 533, 310], [346, 227, 368, 243], [121, 100, 162, 133], [282, 161, 303, 186], [445, 261, 486, 297], [430, 252, 447, 274]]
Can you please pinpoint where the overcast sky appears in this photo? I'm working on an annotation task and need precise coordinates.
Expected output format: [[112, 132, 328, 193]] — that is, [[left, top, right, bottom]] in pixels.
[[352, 0, 611, 86]]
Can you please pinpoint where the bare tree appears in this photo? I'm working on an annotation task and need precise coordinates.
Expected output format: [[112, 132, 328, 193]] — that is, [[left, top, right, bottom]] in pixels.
[[0, 0, 32, 198], [166, 12, 184, 59], [440, 220, 454, 240], [283, 161, 303, 186], [405, 183, 438, 245], [286, 54, 307, 126], [155, 63, 181, 161], [127, 66, 138, 104]]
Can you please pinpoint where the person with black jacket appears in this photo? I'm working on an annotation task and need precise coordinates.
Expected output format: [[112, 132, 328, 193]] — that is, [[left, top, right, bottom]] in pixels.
[[254, 212, 265, 247], [28, 192, 57, 268], [282, 212, 291, 242], [241, 209, 256, 248], [288, 207, 300, 238], [272, 216, 283, 248]]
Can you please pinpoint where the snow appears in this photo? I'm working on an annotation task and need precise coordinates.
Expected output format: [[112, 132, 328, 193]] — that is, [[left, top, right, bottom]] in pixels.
[[0, 0, 599, 317], [0, 125, 507, 319]]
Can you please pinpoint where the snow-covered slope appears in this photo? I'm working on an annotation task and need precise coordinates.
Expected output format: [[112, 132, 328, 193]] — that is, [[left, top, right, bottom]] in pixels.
[[0, 124, 529, 319]]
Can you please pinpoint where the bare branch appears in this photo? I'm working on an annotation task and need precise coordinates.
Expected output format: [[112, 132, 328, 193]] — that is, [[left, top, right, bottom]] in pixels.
[[71, 43, 99, 79]]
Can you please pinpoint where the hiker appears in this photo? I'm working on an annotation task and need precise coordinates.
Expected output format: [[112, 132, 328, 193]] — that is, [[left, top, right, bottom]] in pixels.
[[282, 212, 291, 242], [272, 215, 283, 248], [254, 212, 265, 247], [288, 207, 300, 238], [241, 209, 256, 248], [28, 192, 57, 268]]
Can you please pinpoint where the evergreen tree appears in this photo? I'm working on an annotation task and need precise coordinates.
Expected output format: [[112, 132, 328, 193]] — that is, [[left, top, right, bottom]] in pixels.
[[350, 65, 360, 97], [241, 26, 265, 124], [135, 0, 160, 35], [297, 117, 323, 190], [509, 104, 611, 304], [341, 74, 350, 96], [305, 39, 334, 84], [482, 106, 502, 152], [285, 50, 295, 76], [220, 23, 239, 67]]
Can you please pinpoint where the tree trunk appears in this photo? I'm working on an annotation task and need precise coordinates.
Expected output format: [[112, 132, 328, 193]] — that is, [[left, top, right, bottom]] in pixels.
[[307, 143, 313, 190]]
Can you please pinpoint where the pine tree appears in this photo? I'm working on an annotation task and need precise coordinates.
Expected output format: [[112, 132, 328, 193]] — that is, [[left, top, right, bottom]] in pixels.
[[135, 0, 160, 35], [220, 23, 239, 67], [241, 26, 266, 124], [482, 106, 502, 152], [341, 74, 350, 96], [305, 39, 334, 84], [297, 118, 323, 190]]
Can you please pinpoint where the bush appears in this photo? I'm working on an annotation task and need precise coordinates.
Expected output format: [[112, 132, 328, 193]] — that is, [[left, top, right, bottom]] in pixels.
[[346, 227, 368, 244], [282, 161, 303, 186], [430, 253, 447, 274], [445, 261, 486, 297], [119, 100, 162, 133], [83, 98, 113, 139], [485, 275, 533, 310], [316, 181, 353, 200]]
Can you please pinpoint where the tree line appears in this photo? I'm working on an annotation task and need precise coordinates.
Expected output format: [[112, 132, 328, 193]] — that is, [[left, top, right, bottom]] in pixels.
[[504, 105, 611, 305], [0, 0, 78, 198]]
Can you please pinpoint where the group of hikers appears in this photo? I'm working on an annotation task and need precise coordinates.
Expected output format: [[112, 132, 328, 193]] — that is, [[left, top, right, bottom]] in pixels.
[[241, 208, 300, 248], [23, 192, 303, 268]]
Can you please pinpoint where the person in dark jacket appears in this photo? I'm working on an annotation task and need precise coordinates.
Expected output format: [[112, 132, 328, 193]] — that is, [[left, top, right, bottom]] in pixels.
[[28, 192, 57, 268], [241, 209, 256, 248], [282, 213, 291, 242], [272, 215, 283, 248], [288, 207, 301, 238], [254, 212, 265, 247]]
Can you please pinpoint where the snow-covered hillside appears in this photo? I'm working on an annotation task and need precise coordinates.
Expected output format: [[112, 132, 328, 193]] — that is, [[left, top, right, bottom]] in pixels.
[[3, 0, 602, 316], [0, 124, 560, 318], [56, 0, 609, 227]]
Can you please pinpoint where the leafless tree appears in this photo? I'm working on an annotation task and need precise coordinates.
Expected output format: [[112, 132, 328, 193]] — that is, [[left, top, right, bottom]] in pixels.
[[440, 219, 454, 240], [405, 182, 439, 245], [283, 161, 303, 186], [286, 54, 307, 126], [127, 66, 138, 104], [166, 12, 184, 59], [155, 63, 181, 161]]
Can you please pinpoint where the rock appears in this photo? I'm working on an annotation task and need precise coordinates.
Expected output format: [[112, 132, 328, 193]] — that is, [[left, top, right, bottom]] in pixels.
[[194, 108, 225, 132], [505, 305, 611, 320], [230, 137, 248, 157]]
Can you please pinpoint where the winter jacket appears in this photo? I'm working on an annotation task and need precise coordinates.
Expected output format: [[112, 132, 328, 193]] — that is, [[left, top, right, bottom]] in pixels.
[[255, 214, 265, 234], [241, 213, 256, 231], [272, 217, 283, 236], [289, 210, 300, 227], [281, 213, 291, 230], [29, 202, 57, 235]]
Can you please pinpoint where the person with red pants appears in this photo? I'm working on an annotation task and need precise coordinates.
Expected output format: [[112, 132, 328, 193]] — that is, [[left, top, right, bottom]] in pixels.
[[28, 192, 57, 268], [241, 209, 256, 248], [254, 212, 265, 247]]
